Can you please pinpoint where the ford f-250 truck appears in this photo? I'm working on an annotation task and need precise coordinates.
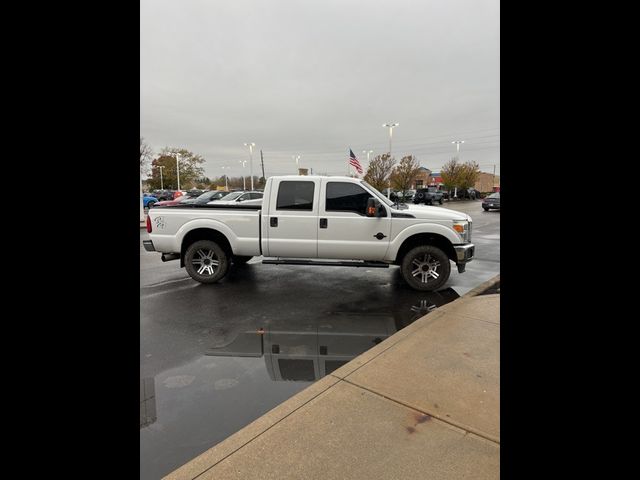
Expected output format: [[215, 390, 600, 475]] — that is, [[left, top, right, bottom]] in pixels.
[[143, 176, 475, 291]]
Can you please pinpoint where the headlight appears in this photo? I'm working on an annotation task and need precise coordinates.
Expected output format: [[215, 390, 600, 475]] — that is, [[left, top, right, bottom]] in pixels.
[[453, 221, 470, 242]]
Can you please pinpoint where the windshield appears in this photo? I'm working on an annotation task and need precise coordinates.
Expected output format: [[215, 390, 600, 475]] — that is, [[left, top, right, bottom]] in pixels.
[[360, 181, 395, 208], [219, 191, 244, 201], [488, 193, 500, 199]]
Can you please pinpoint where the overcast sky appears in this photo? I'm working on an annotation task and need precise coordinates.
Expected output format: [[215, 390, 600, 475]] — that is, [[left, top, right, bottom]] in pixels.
[[141, 0, 499, 180]]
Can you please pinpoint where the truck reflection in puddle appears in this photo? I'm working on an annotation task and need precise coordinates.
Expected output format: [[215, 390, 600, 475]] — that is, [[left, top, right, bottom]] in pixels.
[[205, 288, 459, 382]]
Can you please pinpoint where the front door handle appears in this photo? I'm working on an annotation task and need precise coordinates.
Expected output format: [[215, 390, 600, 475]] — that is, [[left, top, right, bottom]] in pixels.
[[374, 232, 387, 240], [319, 218, 328, 228], [270, 217, 278, 227]]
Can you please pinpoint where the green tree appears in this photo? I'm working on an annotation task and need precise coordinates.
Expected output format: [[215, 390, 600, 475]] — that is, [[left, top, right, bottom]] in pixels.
[[440, 158, 462, 190], [364, 153, 396, 191], [458, 161, 480, 189], [148, 147, 206, 190], [390, 155, 420, 197]]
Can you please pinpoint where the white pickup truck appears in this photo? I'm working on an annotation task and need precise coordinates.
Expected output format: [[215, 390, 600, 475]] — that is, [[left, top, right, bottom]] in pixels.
[[143, 176, 475, 291]]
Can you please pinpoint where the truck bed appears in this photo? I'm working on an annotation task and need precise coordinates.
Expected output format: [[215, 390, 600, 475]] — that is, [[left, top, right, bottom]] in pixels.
[[148, 204, 263, 257]]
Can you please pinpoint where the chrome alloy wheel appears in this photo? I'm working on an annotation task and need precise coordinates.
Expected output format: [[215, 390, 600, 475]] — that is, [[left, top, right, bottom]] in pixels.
[[191, 248, 220, 276], [410, 253, 441, 283]]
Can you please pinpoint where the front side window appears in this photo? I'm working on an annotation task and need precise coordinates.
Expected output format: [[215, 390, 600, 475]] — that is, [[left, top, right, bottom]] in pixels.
[[276, 181, 315, 210], [326, 182, 370, 215]]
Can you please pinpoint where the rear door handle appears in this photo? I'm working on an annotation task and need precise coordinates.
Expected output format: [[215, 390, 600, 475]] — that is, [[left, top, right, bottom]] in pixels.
[[270, 217, 278, 227], [319, 218, 328, 228]]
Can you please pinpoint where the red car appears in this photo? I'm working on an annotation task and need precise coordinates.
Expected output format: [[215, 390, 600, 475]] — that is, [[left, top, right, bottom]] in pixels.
[[152, 195, 193, 207]]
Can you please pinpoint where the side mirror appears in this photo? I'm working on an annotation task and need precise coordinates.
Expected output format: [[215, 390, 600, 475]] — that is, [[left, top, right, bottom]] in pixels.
[[366, 197, 384, 217]]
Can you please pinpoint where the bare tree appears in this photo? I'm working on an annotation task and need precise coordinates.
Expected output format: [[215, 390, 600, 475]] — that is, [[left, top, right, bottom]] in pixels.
[[364, 153, 396, 191], [140, 137, 153, 174], [391, 155, 421, 197]]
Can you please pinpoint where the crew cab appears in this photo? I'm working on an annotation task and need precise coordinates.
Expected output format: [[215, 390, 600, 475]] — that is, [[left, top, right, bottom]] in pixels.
[[143, 176, 475, 291]]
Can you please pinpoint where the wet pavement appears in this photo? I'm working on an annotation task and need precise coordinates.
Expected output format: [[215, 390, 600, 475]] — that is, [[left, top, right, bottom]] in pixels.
[[140, 200, 499, 479]]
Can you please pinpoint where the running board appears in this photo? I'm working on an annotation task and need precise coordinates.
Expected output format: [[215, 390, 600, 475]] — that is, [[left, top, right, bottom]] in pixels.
[[262, 258, 390, 268]]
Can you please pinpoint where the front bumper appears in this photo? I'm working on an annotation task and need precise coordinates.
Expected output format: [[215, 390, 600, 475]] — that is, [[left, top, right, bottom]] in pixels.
[[454, 243, 475, 273], [143, 240, 155, 252]]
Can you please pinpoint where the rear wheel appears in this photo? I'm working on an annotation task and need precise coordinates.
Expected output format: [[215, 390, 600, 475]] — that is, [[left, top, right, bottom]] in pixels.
[[401, 245, 451, 291], [438, 198, 443, 205], [184, 240, 229, 284]]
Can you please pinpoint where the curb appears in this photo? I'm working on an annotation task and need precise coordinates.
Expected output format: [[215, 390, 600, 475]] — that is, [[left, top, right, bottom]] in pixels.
[[460, 274, 500, 299]]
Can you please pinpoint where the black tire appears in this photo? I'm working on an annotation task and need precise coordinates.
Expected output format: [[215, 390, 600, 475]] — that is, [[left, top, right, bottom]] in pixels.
[[438, 198, 443, 205], [483, 207, 489, 211], [401, 245, 451, 291], [232, 255, 252, 266], [184, 240, 230, 284]]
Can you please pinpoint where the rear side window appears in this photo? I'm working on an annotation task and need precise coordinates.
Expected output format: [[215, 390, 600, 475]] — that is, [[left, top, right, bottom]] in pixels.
[[326, 182, 370, 215], [250, 192, 263, 200], [276, 181, 315, 210]]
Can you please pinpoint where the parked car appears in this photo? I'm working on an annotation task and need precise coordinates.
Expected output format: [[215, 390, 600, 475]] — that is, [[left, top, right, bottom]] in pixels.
[[186, 189, 205, 198], [211, 191, 264, 205], [153, 195, 195, 207], [186, 190, 230, 204], [413, 187, 444, 205], [454, 188, 478, 200], [143, 194, 158, 209], [482, 192, 500, 211], [152, 189, 176, 201]]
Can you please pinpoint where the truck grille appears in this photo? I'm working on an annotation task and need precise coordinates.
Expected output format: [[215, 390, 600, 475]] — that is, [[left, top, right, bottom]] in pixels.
[[468, 221, 472, 242]]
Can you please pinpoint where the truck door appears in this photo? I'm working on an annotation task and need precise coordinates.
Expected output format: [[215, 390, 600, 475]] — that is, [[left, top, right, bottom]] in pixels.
[[317, 180, 391, 260], [265, 178, 320, 258]]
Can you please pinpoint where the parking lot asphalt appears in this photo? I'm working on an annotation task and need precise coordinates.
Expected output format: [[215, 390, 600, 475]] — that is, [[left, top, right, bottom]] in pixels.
[[140, 199, 499, 480]]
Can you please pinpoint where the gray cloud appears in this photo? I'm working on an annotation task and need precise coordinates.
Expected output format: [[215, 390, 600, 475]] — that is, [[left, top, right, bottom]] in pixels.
[[141, 0, 499, 179]]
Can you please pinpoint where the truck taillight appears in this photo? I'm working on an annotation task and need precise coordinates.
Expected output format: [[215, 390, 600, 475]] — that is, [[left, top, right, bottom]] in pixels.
[[146, 215, 152, 233]]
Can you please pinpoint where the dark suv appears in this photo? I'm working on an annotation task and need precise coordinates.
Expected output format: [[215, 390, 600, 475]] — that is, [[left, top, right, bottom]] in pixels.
[[413, 187, 444, 205]]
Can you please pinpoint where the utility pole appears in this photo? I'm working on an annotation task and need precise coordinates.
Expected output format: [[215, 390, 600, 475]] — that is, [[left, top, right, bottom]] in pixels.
[[492, 164, 496, 190], [260, 149, 265, 182]]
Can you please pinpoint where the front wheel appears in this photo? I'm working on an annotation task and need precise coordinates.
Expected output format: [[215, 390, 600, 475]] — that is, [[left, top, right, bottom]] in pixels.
[[438, 198, 443, 205], [184, 240, 230, 284], [401, 245, 451, 291], [483, 207, 489, 211]]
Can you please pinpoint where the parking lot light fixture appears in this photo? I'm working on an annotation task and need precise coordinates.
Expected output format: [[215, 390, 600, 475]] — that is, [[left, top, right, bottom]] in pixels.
[[382, 123, 399, 155], [158, 165, 165, 190], [244, 143, 256, 190]]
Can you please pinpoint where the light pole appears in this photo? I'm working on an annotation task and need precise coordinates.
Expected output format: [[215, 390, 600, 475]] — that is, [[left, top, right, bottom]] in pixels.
[[221, 166, 230, 190], [175, 152, 181, 191], [239, 160, 247, 190], [158, 166, 165, 190], [293, 155, 300, 174], [451, 141, 464, 198], [382, 123, 399, 156], [362, 150, 373, 163], [244, 142, 255, 190]]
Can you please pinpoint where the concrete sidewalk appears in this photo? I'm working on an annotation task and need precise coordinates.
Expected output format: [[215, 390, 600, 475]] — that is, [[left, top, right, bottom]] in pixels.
[[165, 276, 500, 480]]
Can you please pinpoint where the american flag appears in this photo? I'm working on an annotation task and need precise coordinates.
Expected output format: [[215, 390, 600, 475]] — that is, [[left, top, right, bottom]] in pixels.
[[349, 149, 363, 174]]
